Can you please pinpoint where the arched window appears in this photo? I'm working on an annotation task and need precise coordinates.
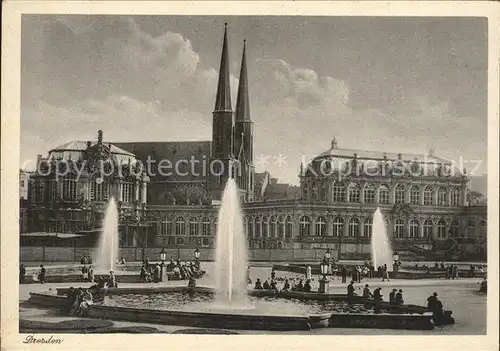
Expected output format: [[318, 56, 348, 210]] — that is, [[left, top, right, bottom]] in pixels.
[[437, 220, 447, 239], [277, 216, 285, 238], [254, 217, 261, 238], [332, 217, 344, 237], [394, 219, 404, 238], [269, 216, 277, 238], [409, 219, 420, 238], [378, 185, 389, 204], [438, 187, 448, 206], [262, 216, 268, 238], [348, 182, 361, 203], [423, 220, 433, 238], [189, 217, 198, 236], [202, 217, 211, 236], [363, 218, 373, 237], [394, 184, 405, 204], [303, 184, 309, 199], [285, 216, 293, 238], [315, 216, 327, 236], [348, 218, 360, 237], [466, 221, 475, 238], [332, 181, 346, 202], [410, 185, 420, 205], [299, 216, 311, 236], [61, 177, 78, 201], [423, 186, 434, 205], [247, 217, 253, 238], [450, 220, 459, 238], [451, 188, 461, 206], [175, 217, 185, 236], [364, 183, 376, 203], [161, 218, 172, 236]]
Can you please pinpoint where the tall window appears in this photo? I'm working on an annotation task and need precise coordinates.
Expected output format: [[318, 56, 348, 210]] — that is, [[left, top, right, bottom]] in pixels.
[[450, 220, 459, 238], [364, 184, 376, 203], [348, 182, 361, 203], [121, 182, 134, 203], [394, 219, 405, 238], [311, 186, 318, 200], [409, 219, 420, 238], [254, 217, 261, 238], [423, 186, 434, 205], [315, 216, 327, 236], [247, 217, 253, 238], [320, 182, 328, 201], [423, 220, 433, 238], [62, 178, 77, 200], [202, 217, 211, 236], [378, 185, 389, 204], [161, 218, 173, 236], [262, 216, 268, 238], [303, 184, 309, 199], [410, 185, 420, 205], [363, 218, 373, 237], [285, 216, 293, 238], [438, 187, 448, 206], [277, 216, 285, 238], [175, 217, 185, 236], [269, 216, 277, 238], [332, 181, 346, 202], [299, 216, 311, 236], [50, 180, 58, 200], [437, 220, 447, 239], [333, 217, 344, 237], [394, 184, 405, 204], [348, 218, 360, 237], [90, 180, 109, 201], [189, 217, 198, 236], [451, 188, 461, 206]]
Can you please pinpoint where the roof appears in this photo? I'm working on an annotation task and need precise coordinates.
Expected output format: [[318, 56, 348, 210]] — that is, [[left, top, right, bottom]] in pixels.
[[315, 147, 447, 164], [254, 172, 269, 186], [113, 141, 212, 182], [50, 141, 135, 156], [264, 183, 301, 200], [21, 232, 84, 238]]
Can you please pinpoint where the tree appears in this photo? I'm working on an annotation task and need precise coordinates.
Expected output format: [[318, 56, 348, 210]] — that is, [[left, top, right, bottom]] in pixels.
[[467, 191, 484, 205]]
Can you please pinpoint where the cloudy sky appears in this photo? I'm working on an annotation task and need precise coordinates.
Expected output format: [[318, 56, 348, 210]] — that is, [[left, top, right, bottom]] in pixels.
[[21, 15, 487, 184]]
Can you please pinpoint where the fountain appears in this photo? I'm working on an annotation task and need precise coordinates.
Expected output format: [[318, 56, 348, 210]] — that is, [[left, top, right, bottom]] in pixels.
[[371, 207, 393, 270], [94, 197, 119, 273], [214, 178, 249, 307]]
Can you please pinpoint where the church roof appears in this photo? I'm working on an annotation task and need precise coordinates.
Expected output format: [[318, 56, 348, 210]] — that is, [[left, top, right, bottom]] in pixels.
[[314, 147, 447, 164], [50, 141, 135, 156], [214, 23, 232, 112]]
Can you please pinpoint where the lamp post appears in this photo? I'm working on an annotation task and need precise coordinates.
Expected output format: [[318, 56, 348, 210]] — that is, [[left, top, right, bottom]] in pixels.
[[159, 248, 167, 282], [325, 248, 332, 273], [194, 248, 201, 271], [392, 252, 400, 272], [318, 257, 330, 294]]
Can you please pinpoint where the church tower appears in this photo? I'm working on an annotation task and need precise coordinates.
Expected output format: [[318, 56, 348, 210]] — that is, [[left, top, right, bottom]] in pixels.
[[208, 23, 235, 200], [234, 40, 255, 202]]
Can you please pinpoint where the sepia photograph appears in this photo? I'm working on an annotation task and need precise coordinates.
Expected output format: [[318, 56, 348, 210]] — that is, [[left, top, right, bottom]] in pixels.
[[2, 1, 499, 350]]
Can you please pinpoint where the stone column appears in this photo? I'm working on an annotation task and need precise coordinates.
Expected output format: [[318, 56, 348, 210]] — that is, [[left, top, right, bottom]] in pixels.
[[359, 182, 365, 203], [141, 181, 148, 204], [135, 180, 140, 202], [343, 215, 350, 237], [117, 180, 123, 202]]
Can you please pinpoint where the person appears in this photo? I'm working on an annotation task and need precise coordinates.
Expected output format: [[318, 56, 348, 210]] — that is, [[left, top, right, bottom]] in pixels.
[[445, 265, 451, 279], [434, 262, 439, 270], [395, 289, 404, 305], [306, 266, 312, 281], [373, 287, 383, 314], [155, 263, 161, 283], [427, 292, 444, 324], [470, 265, 476, 278], [427, 292, 438, 311], [19, 264, 26, 284], [452, 265, 459, 279], [347, 280, 355, 305], [254, 278, 263, 290], [341, 265, 347, 283], [81, 265, 88, 282], [76, 289, 93, 317], [362, 284, 373, 299], [440, 261, 445, 270], [88, 266, 94, 283], [270, 280, 278, 291], [296, 279, 304, 292], [382, 264, 389, 282], [389, 288, 397, 304], [271, 268, 276, 281], [39, 265, 46, 284], [303, 279, 312, 293], [247, 266, 252, 284], [69, 288, 84, 315], [479, 277, 487, 293], [188, 276, 196, 288], [107, 271, 118, 288], [263, 279, 270, 290], [282, 279, 290, 292], [119, 257, 126, 265], [356, 266, 362, 283]]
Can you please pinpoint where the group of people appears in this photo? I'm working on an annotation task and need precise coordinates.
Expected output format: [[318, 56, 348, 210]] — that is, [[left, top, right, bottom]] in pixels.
[[67, 287, 94, 316], [80, 256, 92, 265], [165, 258, 203, 280], [81, 265, 94, 282], [338, 263, 390, 283], [445, 264, 460, 279], [28, 265, 46, 284]]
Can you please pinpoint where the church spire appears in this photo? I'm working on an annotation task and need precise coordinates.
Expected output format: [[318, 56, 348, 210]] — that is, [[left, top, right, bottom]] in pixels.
[[235, 40, 250, 121], [214, 23, 232, 112]]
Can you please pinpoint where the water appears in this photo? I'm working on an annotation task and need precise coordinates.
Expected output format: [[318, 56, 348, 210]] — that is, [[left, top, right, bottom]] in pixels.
[[371, 207, 393, 270], [94, 197, 119, 273], [214, 178, 249, 307]]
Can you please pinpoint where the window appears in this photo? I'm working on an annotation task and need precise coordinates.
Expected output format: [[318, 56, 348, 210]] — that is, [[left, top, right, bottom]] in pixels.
[[364, 184, 376, 203], [50, 180, 58, 200], [333, 217, 344, 237], [348, 182, 361, 203], [363, 218, 373, 237], [423, 220, 433, 238], [277, 216, 285, 238], [332, 181, 346, 202], [438, 187, 448, 206], [285, 216, 293, 238], [246, 217, 253, 238], [466, 222, 475, 238], [121, 182, 134, 203], [269, 216, 277, 238], [161, 218, 172, 236], [311, 186, 318, 200], [303, 184, 309, 199], [437, 220, 447, 239], [254, 217, 261, 238], [451, 188, 461, 206], [423, 186, 434, 205], [299, 216, 311, 236], [189, 217, 198, 236], [262, 216, 268, 238], [348, 218, 360, 237], [62, 179, 77, 200], [394, 219, 404, 238], [90, 180, 109, 201], [175, 217, 186, 236], [449, 220, 459, 238], [409, 219, 420, 238], [394, 184, 405, 204], [202, 217, 211, 236], [320, 182, 328, 201], [410, 185, 420, 205], [378, 185, 389, 204], [315, 216, 327, 236]]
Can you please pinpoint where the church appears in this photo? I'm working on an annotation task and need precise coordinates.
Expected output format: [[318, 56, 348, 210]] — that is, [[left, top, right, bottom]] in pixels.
[[24, 25, 487, 262]]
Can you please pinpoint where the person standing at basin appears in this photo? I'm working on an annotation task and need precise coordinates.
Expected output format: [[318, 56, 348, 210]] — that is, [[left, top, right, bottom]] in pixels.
[[188, 276, 196, 288], [303, 279, 312, 293], [155, 263, 161, 283], [306, 266, 312, 281], [19, 264, 26, 284], [254, 278, 263, 289], [382, 264, 390, 282], [347, 280, 355, 305], [362, 284, 373, 309], [282, 279, 291, 292], [81, 265, 88, 282], [389, 288, 397, 304], [263, 279, 271, 289], [39, 265, 46, 284], [270, 280, 278, 291], [452, 265, 459, 279], [395, 289, 404, 305], [373, 287, 383, 314], [341, 265, 347, 283], [296, 279, 304, 292], [107, 271, 118, 288], [88, 266, 94, 283]]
